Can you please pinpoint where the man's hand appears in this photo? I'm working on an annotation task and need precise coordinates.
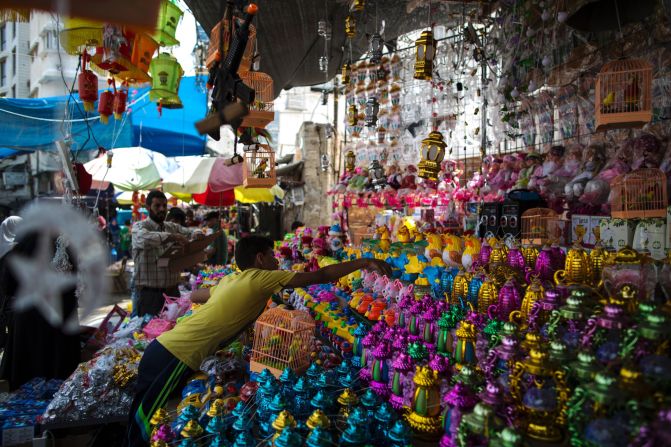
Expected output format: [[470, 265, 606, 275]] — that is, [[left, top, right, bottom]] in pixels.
[[167, 233, 188, 247], [192, 232, 205, 241], [364, 258, 393, 278]]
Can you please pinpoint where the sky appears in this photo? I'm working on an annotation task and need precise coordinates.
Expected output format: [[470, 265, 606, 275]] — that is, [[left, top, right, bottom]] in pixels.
[[173, 1, 197, 76]]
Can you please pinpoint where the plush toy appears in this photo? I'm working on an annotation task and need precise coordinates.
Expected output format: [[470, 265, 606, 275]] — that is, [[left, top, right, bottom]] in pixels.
[[328, 224, 345, 255], [631, 133, 663, 170], [386, 163, 402, 190], [564, 144, 606, 202], [490, 155, 516, 196], [523, 152, 544, 191], [400, 165, 418, 190], [581, 140, 633, 206], [535, 145, 565, 196], [509, 153, 526, 190]]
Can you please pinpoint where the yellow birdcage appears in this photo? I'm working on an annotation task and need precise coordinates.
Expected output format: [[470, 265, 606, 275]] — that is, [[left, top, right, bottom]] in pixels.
[[250, 307, 315, 378], [610, 168, 668, 219], [595, 59, 652, 132], [521, 208, 560, 246], [206, 16, 257, 71], [243, 143, 276, 188], [239, 71, 274, 129]]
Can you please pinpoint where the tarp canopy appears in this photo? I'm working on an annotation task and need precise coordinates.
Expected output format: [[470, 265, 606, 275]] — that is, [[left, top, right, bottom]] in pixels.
[[184, 0, 480, 97], [0, 76, 208, 157]]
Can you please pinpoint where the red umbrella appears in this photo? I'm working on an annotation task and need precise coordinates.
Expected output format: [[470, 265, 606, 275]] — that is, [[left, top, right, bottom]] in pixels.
[[192, 185, 236, 206]]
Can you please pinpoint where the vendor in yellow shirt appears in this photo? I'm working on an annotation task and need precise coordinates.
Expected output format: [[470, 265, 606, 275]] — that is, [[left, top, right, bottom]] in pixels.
[[126, 235, 391, 446]]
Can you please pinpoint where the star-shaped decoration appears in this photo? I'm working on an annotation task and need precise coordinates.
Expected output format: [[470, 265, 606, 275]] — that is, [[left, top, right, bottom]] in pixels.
[[9, 233, 77, 327]]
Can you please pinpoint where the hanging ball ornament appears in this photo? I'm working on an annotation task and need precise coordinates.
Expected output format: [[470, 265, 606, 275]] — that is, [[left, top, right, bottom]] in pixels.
[[528, 80, 537, 91], [557, 11, 569, 22], [510, 87, 520, 98], [526, 28, 535, 38], [542, 55, 551, 67], [541, 9, 550, 21]]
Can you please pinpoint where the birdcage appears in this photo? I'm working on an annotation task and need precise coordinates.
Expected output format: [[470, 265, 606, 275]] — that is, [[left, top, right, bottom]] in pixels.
[[250, 307, 315, 378], [595, 59, 652, 132], [243, 144, 276, 188], [206, 16, 257, 71], [610, 168, 668, 219], [521, 208, 560, 246], [239, 71, 275, 128], [59, 17, 104, 55]]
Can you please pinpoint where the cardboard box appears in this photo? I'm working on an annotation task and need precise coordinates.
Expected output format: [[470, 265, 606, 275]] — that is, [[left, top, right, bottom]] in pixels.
[[571, 215, 591, 245], [589, 216, 610, 246], [634, 218, 667, 260], [599, 218, 614, 249], [608, 218, 637, 250]]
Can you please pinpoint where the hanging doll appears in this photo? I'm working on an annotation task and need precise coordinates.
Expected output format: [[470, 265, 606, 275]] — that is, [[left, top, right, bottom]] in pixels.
[[564, 144, 607, 202]]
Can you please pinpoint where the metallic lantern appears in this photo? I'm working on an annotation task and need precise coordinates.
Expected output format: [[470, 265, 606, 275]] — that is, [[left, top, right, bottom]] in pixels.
[[317, 19, 331, 40], [369, 33, 384, 64], [319, 56, 328, 73], [78, 67, 98, 112], [352, 0, 365, 11], [341, 62, 352, 85], [364, 97, 379, 127], [414, 29, 437, 80], [97, 90, 114, 124], [418, 131, 447, 181], [345, 151, 356, 172], [345, 15, 356, 38], [347, 104, 358, 126]]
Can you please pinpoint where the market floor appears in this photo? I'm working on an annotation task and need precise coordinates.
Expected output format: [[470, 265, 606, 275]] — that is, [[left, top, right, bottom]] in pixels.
[[80, 292, 132, 328]]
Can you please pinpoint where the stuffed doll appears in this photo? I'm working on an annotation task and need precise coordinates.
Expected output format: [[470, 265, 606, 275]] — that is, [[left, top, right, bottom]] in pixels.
[[659, 139, 671, 196], [509, 153, 526, 190], [524, 152, 545, 191], [490, 155, 516, 196], [386, 163, 402, 190], [564, 144, 606, 202], [631, 134, 663, 170], [544, 144, 582, 198], [400, 165, 418, 190], [535, 146, 564, 196]]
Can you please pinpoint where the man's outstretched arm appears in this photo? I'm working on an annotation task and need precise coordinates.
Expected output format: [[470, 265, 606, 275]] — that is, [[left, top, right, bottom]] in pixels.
[[286, 258, 391, 289]]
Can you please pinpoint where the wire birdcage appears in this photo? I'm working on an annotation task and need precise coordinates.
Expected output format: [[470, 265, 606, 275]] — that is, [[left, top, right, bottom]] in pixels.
[[610, 168, 668, 219], [595, 59, 652, 132], [243, 143, 276, 188], [206, 16, 256, 71], [521, 208, 560, 246], [239, 71, 275, 128], [250, 307, 315, 378]]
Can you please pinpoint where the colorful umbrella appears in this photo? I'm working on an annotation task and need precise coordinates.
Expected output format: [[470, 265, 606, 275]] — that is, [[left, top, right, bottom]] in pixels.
[[84, 146, 178, 191], [192, 186, 236, 206], [162, 157, 244, 194]]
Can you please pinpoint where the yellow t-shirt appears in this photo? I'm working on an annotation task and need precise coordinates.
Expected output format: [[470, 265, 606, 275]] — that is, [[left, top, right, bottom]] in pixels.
[[158, 268, 296, 370]]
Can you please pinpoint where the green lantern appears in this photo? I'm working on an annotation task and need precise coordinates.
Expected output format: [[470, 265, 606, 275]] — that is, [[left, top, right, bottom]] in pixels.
[[149, 53, 184, 107], [153, 0, 183, 47]]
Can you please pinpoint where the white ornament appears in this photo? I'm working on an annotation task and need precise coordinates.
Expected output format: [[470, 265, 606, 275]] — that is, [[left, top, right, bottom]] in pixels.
[[541, 10, 550, 21], [511, 87, 520, 98], [9, 202, 109, 332], [542, 55, 552, 67], [557, 11, 569, 23], [529, 80, 537, 91]]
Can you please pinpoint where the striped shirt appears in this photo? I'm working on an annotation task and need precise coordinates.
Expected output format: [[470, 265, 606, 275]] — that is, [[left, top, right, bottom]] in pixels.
[[132, 219, 191, 289]]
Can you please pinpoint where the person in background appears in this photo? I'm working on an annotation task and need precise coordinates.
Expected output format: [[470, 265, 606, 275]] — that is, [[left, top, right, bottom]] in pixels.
[[166, 207, 187, 227], [291, 221, 304, 232], [119, 220, 132, 259], [126, 235, 391, 446], [108, 217, 121, 262], [132, 191, 193, 317], [185, 209, 199, 227], [0, 216, 23, 260], [203, 211, 228, 266]]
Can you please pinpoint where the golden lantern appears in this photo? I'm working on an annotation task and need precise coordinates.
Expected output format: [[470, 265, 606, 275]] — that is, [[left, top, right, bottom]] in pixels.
[[418, 131, 447, 181], [345, 151, 356, 173], [414, 29, 436, 80], [345, 15, 356, 38], [347, 104, 358, 126], [342, 61, 352, 85], [352, 0, 365, 11]]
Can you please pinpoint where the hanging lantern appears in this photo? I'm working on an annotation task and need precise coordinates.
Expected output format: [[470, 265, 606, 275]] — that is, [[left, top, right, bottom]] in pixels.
[[352, 0, 365, 11], [369, 33, 384, 64], [152, 0, 184, 47], [98, 90, 114, 124], [78, 52, 98, 112], [347, 104, 358, 126], [364, 97, 379, 127], [341, 62, 352, 85], [317, 19, 332, 40], [149, 53, 184, 106], [59, 18, 104, 55], [113, 89, 128, 120], [345, 15, 356, 38], [319, 56, 328, 73], [345, 151, 356, 172], [414, 29, 437, 81], [418, 131, 447, 181]]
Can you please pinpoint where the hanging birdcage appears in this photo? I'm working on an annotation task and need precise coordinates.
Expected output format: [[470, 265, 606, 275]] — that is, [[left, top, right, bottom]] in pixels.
[[206, 16, 257, 70], [250, 307, 315, 378], [610, 169, 668, 219], [521, 208, 560, 246], [239, 71, 274, 128], [595, 59, 652, 131], [243, 144, 277, 188]]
